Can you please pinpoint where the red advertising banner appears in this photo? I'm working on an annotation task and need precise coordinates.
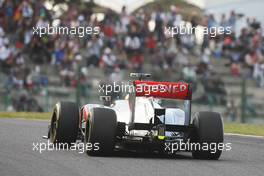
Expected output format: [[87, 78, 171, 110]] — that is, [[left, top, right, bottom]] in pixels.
[[134, 80, 191, 100]]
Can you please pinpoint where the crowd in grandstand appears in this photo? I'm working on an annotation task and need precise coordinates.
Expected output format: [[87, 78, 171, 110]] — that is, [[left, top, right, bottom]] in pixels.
[[0, 0, 263, 111]]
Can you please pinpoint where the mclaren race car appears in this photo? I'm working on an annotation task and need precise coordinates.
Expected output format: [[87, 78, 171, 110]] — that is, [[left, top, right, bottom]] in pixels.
[[45, 73, 224, 159]]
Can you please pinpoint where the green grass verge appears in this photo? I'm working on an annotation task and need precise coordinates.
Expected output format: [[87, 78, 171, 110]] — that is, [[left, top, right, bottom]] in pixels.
[[0, 112, 263, 136], [0, 112, 51, 120], [224, 123, 264, 137]]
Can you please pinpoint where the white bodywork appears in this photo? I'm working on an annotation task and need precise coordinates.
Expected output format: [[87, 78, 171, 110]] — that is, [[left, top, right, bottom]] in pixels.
[[111, 97, 185, 136]]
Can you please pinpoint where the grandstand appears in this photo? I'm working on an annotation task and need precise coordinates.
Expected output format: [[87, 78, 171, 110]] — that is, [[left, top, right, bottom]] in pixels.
[[0, 0, 263, 124]]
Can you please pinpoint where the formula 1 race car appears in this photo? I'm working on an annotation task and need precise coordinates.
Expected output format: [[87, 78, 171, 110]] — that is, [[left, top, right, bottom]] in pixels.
[[45, 73, 224, 159]]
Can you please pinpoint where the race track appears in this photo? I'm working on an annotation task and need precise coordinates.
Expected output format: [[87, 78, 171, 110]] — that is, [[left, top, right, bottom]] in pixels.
[[0, 118, 264, 176]]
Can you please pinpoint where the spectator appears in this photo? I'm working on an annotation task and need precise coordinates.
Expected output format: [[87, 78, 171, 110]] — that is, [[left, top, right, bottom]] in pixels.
[[231, 62, 241, 76], [86, 36, 103, 67], [100, 47, 117, 74], [253, 60, 264, 87], [226, 98, 238, 122], [152, 5, 165, 42], [228, 10, 237, 31], [182, 64, 197, 83]]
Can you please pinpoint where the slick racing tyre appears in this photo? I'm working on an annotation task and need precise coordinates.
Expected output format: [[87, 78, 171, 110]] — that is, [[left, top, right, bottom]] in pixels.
[[50, 102, 79, 144], [191, 111, 224, 160], [85, 108, 117, 156]]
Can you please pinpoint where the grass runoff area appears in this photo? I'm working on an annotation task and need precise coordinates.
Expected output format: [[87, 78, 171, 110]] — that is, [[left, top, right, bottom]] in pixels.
[[0, 112, 51, 120], [0, 112, 263, 137]]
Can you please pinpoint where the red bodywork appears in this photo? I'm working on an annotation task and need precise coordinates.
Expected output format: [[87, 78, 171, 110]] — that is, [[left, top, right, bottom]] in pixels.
[[81, 105, 90, 124], [134, 80, 192, 100]]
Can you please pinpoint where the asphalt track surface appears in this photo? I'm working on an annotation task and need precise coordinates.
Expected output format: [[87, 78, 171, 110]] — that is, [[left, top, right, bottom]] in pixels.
[[0, 118, 264, 176]]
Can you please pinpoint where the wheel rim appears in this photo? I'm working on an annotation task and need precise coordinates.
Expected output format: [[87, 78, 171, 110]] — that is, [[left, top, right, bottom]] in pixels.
[[50, 110, 58, 142]]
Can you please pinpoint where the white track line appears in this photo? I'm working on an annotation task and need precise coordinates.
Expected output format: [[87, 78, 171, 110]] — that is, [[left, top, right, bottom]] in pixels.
[[225, 133, 264, 138], [0, 118, 49, 122]]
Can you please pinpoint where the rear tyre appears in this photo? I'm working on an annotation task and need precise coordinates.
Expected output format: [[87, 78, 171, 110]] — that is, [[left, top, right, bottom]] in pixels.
[[191, 111, 223, 160], [85, 108, 117, 156], [50, 102, 79, 144]]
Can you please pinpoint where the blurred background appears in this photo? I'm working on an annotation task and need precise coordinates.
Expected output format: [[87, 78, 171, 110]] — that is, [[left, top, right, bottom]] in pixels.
[[0, 0, 263, 124]]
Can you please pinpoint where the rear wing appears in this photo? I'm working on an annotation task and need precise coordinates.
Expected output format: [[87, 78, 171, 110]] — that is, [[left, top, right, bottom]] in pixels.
[[134, 80, 192, 100], [128, 80, 192, 130]]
